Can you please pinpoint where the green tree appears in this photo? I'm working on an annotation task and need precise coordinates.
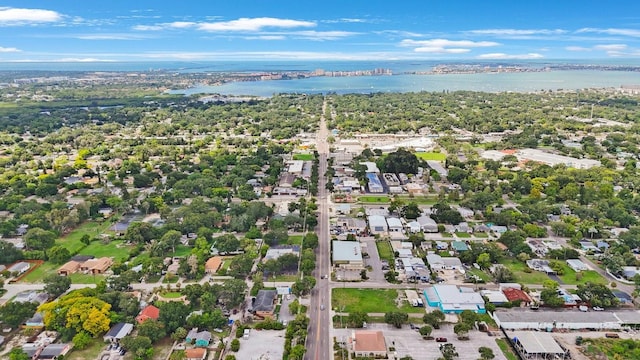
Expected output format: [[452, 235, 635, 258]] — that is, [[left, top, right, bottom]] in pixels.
[[8, 348, 30, 360], [158, 302, 190, 333], [43, 274, 71, 298], [161, 230, 182, 254], [0, 301, 38, 328], [24, 228, 56, 251], [347, 311, 369, 328], [291, 276, 316, 297], [120, 335, 153, 359], [138, 319, 167, 343], [419, 325, 433, 338], [478, 346, 495, 360], [289, 299, 300, 315], [454, 322, 472, 339], [423, 310, 445, 329], [72, 331, 92, 350], [380, 148, 419, 174], [476, 253, 491, 270], [230, 338, 240, 352], [384, 311, 408, 328], [172, 327, 188, 342]]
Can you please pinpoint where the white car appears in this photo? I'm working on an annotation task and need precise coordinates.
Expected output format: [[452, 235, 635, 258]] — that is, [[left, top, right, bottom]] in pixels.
[[593, 306, 604, 311]]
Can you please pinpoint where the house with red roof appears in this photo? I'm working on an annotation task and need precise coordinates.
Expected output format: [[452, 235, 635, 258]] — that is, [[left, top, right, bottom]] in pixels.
[[136, 305, 160, 324], [502, 287, 533, 307]]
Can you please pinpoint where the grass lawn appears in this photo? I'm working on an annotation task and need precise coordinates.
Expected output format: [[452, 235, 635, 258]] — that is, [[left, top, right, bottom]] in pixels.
[[293, 153, 314, 161], [57, 220, 116, 254], [66, 339, 106, 360], [220, 257, 233, 271], [272, 274, 299, 282], [21, 262, 56, 283], [473, 232, 489, 238], [496, 338, 519, 360], [499, 259, 552, 284], [467, 268, 492, 282], [557, 266, 606, 285], [397, 195, 438, 205], [455, 232, 471, 238], [172, 245, 192, 257], [416, 152, 447, 161], [286, 235, 303, 246], [77, 240, 132, 262], [161, 291, 183, 298], [332, 288, 424, 314], [358, 195, 390, 204], [68, 272, 105, 284], [440, 232, 453, 238], [376, 240, 394, 263]]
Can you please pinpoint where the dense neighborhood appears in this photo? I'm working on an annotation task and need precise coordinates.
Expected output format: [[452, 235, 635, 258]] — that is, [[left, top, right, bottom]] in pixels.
[[1, 74, 640, 360]]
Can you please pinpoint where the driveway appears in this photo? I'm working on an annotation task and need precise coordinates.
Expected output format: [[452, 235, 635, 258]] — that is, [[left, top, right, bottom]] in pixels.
[[278, 293, 297, 324], [235, 328, 286, 359]]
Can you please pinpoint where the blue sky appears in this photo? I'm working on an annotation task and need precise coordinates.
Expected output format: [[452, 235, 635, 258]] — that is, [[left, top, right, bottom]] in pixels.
[[0, 0, 639, 62]]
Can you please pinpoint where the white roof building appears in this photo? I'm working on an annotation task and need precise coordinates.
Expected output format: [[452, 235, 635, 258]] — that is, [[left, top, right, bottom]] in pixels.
[[480, 290, 509, 304], [287, 160, 304, 174], [360, 162, 380, 173], [386, 217, 403, 232], [332, 241, 364, 268], [516, 148, 601, 169], [368, 215, 388, 233], [566, 259, 589, 272], [426, 254, 462, 270]]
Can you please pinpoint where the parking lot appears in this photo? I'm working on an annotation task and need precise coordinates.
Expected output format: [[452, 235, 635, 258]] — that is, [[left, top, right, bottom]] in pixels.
[[361, 237, 386, 282], [235, 329, 286, 360], [278, 293, 296, 325], [333, 323, 507, 360]]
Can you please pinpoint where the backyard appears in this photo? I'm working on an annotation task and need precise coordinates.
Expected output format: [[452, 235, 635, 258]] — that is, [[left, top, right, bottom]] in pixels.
[[415, 152, 447, 161], [376, 240, 394, 263], [332, 288, 424, 314]]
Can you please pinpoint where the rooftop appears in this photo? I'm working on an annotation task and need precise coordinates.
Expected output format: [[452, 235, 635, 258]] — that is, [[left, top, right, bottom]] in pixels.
[[254, 290, 277, 312], [511, 331, 564, 354], [332, 241, 363, 263], [353, 330, 386, 353]]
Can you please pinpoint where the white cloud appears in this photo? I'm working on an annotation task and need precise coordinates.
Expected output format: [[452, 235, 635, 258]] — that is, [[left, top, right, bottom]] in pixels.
[[0, 7, 61, 24], [133, 24, 163, 31], [594, 44, 627, 51], [468, 28, 566, 36], [565, 46, 591, 52], [476, 53, 544, 59], [0, 46, 20, 52], [293, 30, 357, 41], [76, 34, 150, 40], [400, 39, 499, 48], [197, 17, 315, 32], [414, 47, 470, 54], [168, 21, 196, 29], [244, 35, 286, 40], [577, 28, 640, 37]]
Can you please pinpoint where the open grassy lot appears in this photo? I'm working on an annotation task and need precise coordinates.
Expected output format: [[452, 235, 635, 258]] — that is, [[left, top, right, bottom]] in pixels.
[[173, 244, 192, 257], [467, 268, 492, 282], [358, 195, 390, 204], [293, 153, 314, 161], [77, 240, 132, 262], [68, 272, 105, 284], [581, 338, 640, 359], [161, 291, 183, 298], [57, 220, 116, 254], [21, 262, 56, 283], [499, 258, 552, 284], [557, 264, 606, 285], [397, 195, 439, 205], [332, 288, 424, 314], [65, 339, 106, 360], [415, 152, 447, 161], [455, 232, 471, 238], [285, 235, 303, 246], [376, 240, 394, 263]]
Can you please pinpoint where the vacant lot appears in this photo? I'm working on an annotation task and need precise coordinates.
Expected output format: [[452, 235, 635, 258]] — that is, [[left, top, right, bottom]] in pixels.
[[235, 329, 286, 360], [77, 240, 132, 262], [499, 259, 551, 284], [416, 152, 447, 161], [556, 264, 606, 285], [358, 195, 390, 203], [332, 288, 423, 314], [376, 240, 394, 263], [58, 220, 116, 254], [293, 153, 314, 161]]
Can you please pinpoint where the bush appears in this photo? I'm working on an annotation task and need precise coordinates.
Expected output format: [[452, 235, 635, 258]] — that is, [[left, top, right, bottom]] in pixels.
[[235, 325, 246, 339], [230, 339, 240, 352]]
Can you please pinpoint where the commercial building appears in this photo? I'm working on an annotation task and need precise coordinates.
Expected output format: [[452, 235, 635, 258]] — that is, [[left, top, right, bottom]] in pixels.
[[368, 215, 388, 234], [352, 330, 387, 358], [424, 285, 486, 314], [493, 310, 640, 330], [253, 290, 278, 319], [366, 173, 384, 193], [510, 331, 569, 359], [332, 241, 364, 269], [516, 148, 601, 169]]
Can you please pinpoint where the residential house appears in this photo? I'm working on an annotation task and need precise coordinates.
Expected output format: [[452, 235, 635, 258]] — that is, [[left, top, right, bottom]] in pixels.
[[451, 241, 469, 252], [426, 254, 462, 270], [14, 291, 48, 305], [352, 330, 387, 358], [136, 305, 160, 324], [253, 290, 277, 319], [386, 217, 403, 233], [405, 183, 423, 195], [579, 241, 599, 253], [416, 215, 438, 233], [25, 312, 45, 327], [38, 343, 72, 359], [80, 257, 113, 274], [184, 348, 207, 360], [8, 261, 30, 275], [205, 256, 223, 274], [474, 224, 490, 233], [526, 259, 555, 274], [489, 225, 508, 234], [263, 245, 300, 262], [406, 221, 421, 234], [103, 323, 134, 343], [566, 259, 588, 272], [57, 261, 82, 276], [186, 328, 212, 347], [502, 287, 533, 307], [455, 206, 474, 219], [455, 222, 471, 233], [480, 290, 509, 304]]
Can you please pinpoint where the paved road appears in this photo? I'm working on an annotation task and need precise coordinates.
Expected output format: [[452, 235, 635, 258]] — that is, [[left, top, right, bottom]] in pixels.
[[305, 98, 331, 360]]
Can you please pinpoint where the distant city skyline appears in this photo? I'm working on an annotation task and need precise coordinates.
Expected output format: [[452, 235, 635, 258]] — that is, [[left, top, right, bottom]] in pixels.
[[1, 1, 640, 62]]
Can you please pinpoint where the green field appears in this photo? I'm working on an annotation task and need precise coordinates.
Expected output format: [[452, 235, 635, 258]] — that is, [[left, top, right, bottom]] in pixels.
[[416, 152, 447, 161], [77, 240, 132, 262], [21, 262, 56, 283], [57, 220, 117, 254], [161, 291, 183, 298], [358, 195, 390, 204], [376, 240, 394, 263], [293, 153, 314, 161], [467, 268, 492, 282], [68, 272, 105, 284], [557, 265, 606, 285], [473, 232, 489, 238], [397, 195, 439, 205], [332, 288, 424, 314], [455, 232, 471, 238], [173, 244, 192, 257], [286, 235, 304, 246], [499, 259, 552, 284], [66, 339, 106, 360]]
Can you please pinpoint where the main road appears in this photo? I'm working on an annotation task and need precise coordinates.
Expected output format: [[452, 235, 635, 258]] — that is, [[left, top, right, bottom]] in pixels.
[[305, 98, 331, 360]]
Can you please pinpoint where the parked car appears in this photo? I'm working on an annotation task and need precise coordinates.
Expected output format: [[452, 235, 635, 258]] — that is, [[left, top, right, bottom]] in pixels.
[[593, 306, 604, 311], [435, 337, 448, 342]]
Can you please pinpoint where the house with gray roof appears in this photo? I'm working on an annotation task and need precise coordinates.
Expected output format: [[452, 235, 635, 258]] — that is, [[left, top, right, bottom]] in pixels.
[[253, 290, 278, 319], [103, 322, 134, 343]]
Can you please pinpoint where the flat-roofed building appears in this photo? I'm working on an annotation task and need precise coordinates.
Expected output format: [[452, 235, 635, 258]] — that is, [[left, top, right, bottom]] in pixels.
[[511, 331, 569, 359], [368, 215, 388, 234], [416, 215, 438, 233], [332, 241, 364, 269], [566, 259, 588, 272], [516, 148, 601, 169], [366, 173, 383, 193], [424, 285, 485, 314]]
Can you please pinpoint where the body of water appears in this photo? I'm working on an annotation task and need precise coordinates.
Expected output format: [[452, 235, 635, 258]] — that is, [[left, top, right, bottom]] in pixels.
[[170, 70, 640, 97]]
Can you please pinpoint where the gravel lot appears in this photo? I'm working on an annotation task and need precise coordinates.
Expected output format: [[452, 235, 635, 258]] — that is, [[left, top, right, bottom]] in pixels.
[[235, 329, 286, 360]]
